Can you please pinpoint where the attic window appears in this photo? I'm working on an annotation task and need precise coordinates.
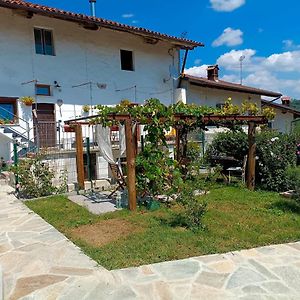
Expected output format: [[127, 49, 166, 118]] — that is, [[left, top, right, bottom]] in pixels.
[[120, 50, 134, 71], [34, 28, 55, 56]]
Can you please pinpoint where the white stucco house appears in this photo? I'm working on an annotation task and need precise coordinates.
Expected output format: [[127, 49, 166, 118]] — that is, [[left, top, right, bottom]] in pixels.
[[261, 98, 300, 133], [0, 0, 202, 183], [182, 65, 284, 145]]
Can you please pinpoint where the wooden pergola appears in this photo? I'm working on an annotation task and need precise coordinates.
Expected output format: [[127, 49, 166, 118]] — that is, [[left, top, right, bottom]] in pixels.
[[66, 113, 268, 211]]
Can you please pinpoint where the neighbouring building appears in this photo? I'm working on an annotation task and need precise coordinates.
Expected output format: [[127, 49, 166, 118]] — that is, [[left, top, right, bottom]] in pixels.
[[261, 98, 300, 133], [182, 65, 282, 145], [0, 0, 202, 185]]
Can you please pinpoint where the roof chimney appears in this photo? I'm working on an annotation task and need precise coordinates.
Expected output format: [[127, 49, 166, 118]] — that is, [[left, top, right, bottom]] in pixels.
[[281, 96, 291, 106], [89, 0, 96, 17], [207, 65, 219, 81]]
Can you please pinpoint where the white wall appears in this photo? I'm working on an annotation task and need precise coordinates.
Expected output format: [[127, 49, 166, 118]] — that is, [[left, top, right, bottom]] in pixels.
[[0, 132, 12, 162], [185, 83, 261, 107], [184, 82, 261, 147], [270, 108, 294, 133], [0, 7, 180, 134]]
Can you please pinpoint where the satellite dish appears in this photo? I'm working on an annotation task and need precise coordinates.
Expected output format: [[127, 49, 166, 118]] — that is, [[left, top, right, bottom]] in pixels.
[[56, 99, 63, 107], [97, 83, 107, 89]]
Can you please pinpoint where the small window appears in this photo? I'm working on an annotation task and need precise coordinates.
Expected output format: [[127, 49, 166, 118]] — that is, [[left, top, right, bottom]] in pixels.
[[0, 98, 17, 123], [36, 84, 51, 96], [34, 28, 55, 56], [120, 50, 134, 71]]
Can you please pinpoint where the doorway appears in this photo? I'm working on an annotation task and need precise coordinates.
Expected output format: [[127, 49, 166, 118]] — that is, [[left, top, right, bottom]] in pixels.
[[33, 103, 56, 148]]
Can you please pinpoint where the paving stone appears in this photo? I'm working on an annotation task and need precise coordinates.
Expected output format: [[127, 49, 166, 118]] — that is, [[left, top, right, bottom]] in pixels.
[[209, 260, 236, 273], [238, 295, 266, 300], [248, 259, 278, 280], [106, 285, 138, 300], [50, 266, 94, 276], [9, 274, 67, 300], [287, 242, 300, 252], [261, 281, 291, 294], [0, 242, 12, 254], [242, 284, 266, 294], [196, 271, 229, 288], [191, 284, 235, 300], [151, 260, 200, 280], [272, 266, 300, 291], [226, 267, 266, 289], [195, 254, 225, 264]]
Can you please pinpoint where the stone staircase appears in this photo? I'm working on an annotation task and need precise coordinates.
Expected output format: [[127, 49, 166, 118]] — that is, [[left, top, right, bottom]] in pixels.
[[0, 126, 36, 159]]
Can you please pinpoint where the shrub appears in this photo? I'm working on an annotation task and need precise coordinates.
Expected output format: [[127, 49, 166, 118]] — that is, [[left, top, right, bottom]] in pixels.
[[12, 156, 67, 198], [186, 141, 201, 161], [286, 167, 300, 201], [206, 129, 248, 162], [176, 179, 207, 230], [206, 129, 299, 192]]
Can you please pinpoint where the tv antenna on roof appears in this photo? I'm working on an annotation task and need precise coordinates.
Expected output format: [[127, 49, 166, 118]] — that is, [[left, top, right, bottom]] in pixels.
[[239, 55, 246, 85]]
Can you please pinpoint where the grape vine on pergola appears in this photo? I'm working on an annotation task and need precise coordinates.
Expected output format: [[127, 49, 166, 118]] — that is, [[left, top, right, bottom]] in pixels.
[[66, 106, 268, 211]]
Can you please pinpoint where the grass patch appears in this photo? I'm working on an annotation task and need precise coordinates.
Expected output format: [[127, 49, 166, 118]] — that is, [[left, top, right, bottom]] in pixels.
[[26, 187, 300, 270]]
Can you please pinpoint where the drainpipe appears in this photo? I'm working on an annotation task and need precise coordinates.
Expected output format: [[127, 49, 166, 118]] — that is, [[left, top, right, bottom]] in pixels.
[[89, 0, 96, 17], [261, 96, 282, 107], [178, 49, 189, 88]]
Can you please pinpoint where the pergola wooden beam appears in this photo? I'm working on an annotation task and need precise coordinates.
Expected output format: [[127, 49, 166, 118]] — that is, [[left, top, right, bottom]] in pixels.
[[65, 114, 268, 125]]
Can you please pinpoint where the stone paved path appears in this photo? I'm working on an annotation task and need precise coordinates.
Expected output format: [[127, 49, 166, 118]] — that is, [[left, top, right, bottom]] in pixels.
[[1, 183, 300, 299]]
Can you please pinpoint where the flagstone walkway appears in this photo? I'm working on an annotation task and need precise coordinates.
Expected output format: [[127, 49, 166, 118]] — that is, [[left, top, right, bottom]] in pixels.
[[1, 182, 300, 299]]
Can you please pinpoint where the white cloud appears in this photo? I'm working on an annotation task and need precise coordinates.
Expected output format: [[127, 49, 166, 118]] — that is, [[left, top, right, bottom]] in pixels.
[[212, 27, 243, 47], [217, 49, 257, 70], [186, 48, 300, 97], [122, 13, 134, 18], [210, 0, 245, 12], [262, 51, 300, 72], [185, 65, 210, 77]]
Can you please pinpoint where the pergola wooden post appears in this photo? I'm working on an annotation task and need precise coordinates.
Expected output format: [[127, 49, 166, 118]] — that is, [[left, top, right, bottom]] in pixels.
[[247, 122, 256, 191], [175, 126, 181, 161], [75, 124, 85, 190], [125, 118, 137, 211]]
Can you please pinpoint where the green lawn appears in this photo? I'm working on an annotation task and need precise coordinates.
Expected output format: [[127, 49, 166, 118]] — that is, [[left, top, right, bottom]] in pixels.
[[25, 186, 300, 270]]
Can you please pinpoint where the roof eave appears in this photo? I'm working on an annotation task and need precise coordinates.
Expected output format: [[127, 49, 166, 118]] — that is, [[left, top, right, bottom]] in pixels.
[[186, 77, 282, 97], [0, 1, 203, 49]]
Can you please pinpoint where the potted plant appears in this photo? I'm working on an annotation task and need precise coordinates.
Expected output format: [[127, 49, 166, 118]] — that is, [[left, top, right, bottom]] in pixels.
[[82, 105, 90, 114], [20, 96, 35, 106]]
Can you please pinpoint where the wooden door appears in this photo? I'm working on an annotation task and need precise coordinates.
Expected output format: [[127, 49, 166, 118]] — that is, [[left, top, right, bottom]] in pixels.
[[33, 103, 56, 148]]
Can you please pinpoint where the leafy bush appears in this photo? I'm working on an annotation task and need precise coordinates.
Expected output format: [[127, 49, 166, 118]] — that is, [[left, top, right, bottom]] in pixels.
[[136, 146, 182, 197], [175, 179, 207, 230], [12, 156, 67, 198], [286, 167, 300, 201], [206, 129, 299, 192], [206, 129, 248, 162], [186, 141, 201, 161]]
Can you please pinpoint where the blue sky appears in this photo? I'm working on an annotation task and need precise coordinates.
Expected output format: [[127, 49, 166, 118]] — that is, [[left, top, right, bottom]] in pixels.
[[32, 0, 300, 98]]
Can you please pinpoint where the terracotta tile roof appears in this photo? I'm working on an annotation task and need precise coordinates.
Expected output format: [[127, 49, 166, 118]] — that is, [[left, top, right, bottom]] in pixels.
[[184, 74, 282, 97], [261, 99, 300, 115], [0, 0, 203, 49]]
